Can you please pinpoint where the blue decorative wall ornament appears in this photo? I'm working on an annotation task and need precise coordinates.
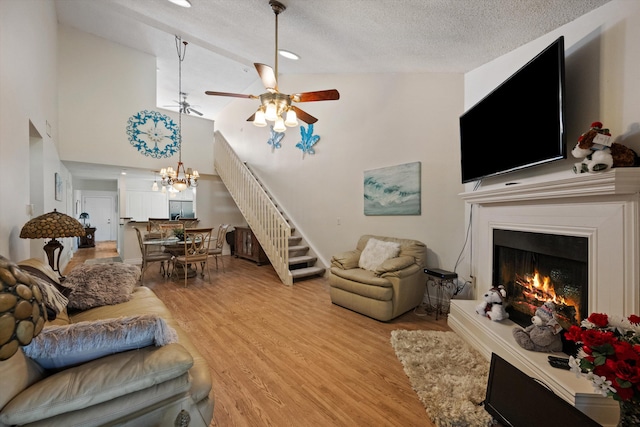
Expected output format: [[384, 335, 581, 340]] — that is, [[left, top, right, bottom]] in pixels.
[[126, 110, 180, 158], [296, 124, 320, 158], [267, 125, 285, 151]]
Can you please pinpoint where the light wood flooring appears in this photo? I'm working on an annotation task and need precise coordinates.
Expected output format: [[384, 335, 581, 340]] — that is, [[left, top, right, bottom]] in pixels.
[[65, 242, 451, 427]]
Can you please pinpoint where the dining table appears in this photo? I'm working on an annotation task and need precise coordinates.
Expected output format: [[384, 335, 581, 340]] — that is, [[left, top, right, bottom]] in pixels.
[[143, 236, 198, 278]]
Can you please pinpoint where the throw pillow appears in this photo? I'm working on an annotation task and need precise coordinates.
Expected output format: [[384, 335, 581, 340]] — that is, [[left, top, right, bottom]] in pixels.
[[63, 263, 140, 310], [358, 238, 401, 271], [29, 274, 68, 320], [22, 314, 178, 370]]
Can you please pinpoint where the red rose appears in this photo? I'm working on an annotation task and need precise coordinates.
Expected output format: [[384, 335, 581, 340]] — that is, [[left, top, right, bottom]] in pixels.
[[628, 314, 640, 325], [565, 325, 583, 342], [614, 341, 640, 362], [582, 329, 616, 348], [614, 360, 640, 385], [588, 313, 610, 328], [591, 121, 603, 129], [594, 362, 616, 381]]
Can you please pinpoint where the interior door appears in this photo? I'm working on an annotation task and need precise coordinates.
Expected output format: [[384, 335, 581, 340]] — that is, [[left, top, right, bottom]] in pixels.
[[83, 196, 115, 241]]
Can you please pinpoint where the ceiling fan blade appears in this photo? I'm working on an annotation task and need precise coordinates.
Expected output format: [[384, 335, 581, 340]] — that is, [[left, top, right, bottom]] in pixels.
[[188, 108, 204, 116], [255, 63, 277, 91], [246, 113, 256, 122], [292, 106, 317, 124], [291, 89, 340, 103], [205, 91, 257, 99]]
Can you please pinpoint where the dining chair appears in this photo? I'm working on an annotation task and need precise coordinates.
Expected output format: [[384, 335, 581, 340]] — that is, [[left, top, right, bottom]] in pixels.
[[172, 227, 213, 287], [208, 224, 230, 272], [134, 227, 172, 285]]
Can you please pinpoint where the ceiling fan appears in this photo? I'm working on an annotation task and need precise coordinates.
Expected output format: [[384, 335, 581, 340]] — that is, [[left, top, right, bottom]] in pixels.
[[163, 92, 203, 116], [205, 0, 339, 132]]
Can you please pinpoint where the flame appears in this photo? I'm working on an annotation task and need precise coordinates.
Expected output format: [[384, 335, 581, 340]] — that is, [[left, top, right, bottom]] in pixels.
[[518, 269, 581, 321]]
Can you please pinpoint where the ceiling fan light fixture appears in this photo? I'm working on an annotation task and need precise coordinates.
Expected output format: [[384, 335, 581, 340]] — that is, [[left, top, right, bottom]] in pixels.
[[285, 108, 298, 127], [273, 117, 286, 133], [265, 102, 278, 121], [254, 108, 267, 127], [167, 0, 192, 7]]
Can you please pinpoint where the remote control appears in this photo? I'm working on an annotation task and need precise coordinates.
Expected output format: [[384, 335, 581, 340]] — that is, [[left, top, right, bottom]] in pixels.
[[548, 355, 570, 362], [548, 357, 570, 370]]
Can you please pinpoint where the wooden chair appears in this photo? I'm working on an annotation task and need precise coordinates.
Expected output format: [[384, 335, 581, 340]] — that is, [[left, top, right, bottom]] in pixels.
[[134, 227, 172, 285], [172, 228, 213, 287], [208, 224, 230, 272]]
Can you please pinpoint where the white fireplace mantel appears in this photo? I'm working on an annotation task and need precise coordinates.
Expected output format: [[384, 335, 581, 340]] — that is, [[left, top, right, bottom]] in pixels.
[[460, 168, 640, 204], [449, 168, 640, 426]]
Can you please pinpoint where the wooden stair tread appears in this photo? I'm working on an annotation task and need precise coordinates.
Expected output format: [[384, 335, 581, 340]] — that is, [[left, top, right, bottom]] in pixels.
[[291, 266, 325, 279], [289, 255, 317, 265]]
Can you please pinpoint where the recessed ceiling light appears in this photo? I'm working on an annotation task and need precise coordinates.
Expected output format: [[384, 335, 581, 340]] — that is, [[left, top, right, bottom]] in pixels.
[[278, 49, 300, 60], [167, 0, 192, 8]]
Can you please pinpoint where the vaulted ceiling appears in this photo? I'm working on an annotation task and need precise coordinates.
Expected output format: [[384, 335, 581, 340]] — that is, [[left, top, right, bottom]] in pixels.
[[55, 0, 612, 123]]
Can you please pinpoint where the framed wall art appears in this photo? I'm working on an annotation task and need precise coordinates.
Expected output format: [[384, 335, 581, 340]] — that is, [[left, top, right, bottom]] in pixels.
[[55, 172, 63, 201], [364, 162, 421, 216]]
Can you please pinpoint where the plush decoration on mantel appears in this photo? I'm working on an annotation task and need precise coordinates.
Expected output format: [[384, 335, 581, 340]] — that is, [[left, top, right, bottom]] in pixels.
[[572, 121, 639, 173], [512, 301, 563, 353], [475, 285, 509, 321]]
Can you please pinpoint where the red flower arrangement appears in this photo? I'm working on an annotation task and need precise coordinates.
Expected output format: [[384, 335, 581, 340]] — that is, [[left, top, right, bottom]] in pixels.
[[565, 313, 640, 402]]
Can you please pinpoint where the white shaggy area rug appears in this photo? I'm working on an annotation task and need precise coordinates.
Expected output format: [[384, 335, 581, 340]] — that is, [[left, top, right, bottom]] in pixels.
[[390, 330, 494, 427]]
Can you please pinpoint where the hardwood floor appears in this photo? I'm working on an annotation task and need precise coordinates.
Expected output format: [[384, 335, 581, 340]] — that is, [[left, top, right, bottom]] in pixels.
[[66, 242, 451, 427]]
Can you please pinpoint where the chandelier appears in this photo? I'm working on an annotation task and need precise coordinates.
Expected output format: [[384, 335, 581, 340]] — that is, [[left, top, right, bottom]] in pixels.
[[161, 35, 199, 191]]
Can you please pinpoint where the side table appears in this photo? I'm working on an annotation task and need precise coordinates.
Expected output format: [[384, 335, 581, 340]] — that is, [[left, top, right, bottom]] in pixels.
[[78, 227, 96, 248], [423, 268, 458, 319]]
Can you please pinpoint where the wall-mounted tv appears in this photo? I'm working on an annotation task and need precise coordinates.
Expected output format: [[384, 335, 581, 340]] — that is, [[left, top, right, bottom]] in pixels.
[[460, 36, 566, 184]]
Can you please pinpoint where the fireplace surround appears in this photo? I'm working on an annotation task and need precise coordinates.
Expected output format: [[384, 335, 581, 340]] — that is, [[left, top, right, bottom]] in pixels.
[[448, 168, 640, 427]]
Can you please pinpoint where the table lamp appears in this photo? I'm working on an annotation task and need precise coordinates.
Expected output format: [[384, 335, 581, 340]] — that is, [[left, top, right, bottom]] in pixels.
[[20, 209, 85, 276]]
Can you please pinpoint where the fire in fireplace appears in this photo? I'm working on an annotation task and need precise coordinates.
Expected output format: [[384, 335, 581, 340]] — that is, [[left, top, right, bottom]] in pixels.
[[493, 229, 588, 330]]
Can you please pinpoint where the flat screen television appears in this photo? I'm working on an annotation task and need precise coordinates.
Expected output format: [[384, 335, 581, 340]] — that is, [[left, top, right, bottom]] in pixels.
[[484, 353, 601, 427], [460, 36, 566, 184]]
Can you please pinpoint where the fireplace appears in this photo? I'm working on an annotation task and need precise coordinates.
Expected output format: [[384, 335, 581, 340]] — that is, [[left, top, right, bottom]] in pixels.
[[448, 168, 640, 427], [493, 229, 588, 330]]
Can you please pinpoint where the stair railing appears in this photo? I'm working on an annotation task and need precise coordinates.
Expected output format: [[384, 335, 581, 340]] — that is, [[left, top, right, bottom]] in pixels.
[[214, 131, 293, 286]]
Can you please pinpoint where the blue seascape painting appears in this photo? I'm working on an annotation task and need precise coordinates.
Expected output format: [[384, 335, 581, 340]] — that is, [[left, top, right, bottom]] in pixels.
[[364, 162, 421, 215]]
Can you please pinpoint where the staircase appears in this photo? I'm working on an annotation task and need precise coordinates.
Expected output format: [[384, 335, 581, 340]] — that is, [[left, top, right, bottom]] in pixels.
[[214, 131, 325, 285]]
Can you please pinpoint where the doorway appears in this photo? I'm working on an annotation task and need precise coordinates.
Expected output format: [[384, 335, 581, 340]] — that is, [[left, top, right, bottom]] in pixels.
[[82, 195, 116, 241]]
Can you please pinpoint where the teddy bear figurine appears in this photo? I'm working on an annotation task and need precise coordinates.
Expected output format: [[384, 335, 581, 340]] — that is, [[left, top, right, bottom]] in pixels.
[[475, 285, 509, 321], [512, 301, 563, 353], [572, 121, 639, 173]]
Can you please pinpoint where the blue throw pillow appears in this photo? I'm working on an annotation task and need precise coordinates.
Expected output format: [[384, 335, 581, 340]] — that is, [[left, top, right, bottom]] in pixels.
[[22, 314, 178, 370]]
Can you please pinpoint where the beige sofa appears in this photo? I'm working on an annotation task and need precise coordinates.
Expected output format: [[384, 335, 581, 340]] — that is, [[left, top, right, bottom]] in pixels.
[[329, 235, 428, 321], [0, 258, 214, 427]]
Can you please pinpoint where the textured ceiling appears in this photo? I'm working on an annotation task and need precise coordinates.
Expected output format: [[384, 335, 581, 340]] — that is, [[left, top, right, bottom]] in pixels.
[[54, 0, 612, 179]]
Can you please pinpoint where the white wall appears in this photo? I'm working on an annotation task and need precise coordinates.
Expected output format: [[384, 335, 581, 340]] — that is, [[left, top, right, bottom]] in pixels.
[[57, 24, 216, 176], [0, 0, 74, 265], [216, 72, 467, 276]]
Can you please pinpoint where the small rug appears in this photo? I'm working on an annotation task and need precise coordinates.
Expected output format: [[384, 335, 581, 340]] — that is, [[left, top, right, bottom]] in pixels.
[[390, 330, 493, 427], [85, 256, 123, 264]]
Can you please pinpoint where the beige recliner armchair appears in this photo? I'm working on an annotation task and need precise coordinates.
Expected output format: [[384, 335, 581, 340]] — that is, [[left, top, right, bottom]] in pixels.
[[329, 235, 427, 321]]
